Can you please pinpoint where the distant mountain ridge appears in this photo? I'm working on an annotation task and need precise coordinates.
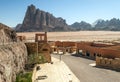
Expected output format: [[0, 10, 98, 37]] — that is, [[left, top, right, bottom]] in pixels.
[[70, 21, 92, 30], [15, 4, 71, 32], [15, 4, 120, 32], [70, 18, 120, 31], [94, 18, 120, 31]]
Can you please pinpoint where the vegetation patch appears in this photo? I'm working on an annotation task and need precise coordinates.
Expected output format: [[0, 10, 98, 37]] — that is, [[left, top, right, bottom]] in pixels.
[[16, 71, 32, 82], [25, 53, 47, 70]]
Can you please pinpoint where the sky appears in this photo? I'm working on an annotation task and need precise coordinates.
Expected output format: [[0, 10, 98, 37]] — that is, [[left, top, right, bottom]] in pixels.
[[0, 0, 120, 27]]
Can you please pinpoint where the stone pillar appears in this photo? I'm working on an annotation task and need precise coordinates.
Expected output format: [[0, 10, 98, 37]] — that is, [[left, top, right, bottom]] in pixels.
[[63, 47, 66, 54], [45, 32, 47, 42], [112, 58, 120, 70], [82, 50, 86, 56], [57, 47, 59, 54], [96, 57, 103, 66], [96, 56, 100, 66], [76, 49, 79, 54], [35, 34, 38, 42], [69, 48, 72, 53]]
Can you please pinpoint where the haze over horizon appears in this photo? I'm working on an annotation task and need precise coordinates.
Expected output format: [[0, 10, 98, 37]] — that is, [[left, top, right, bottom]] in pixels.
[[0, 0, 120, 27]]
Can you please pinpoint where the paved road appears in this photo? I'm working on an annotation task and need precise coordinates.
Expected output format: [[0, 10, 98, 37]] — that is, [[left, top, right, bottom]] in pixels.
[[33, 57, 79, 82], [52, 54, 120, 82]]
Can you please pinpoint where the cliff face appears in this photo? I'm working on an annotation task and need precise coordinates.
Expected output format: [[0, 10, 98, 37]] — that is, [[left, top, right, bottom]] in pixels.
[[15, 4, 70, 32], [0, 23, 27, 82], [0, 43, 27, 82], [0, 23, 17, 43]]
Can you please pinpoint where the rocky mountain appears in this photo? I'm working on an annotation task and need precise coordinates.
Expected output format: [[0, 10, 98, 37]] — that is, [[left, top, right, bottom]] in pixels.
[[15, 24, 22, 31], [94, 18, 120, 31], [15, 4, 71, 32], [15, 4, 120, 31], [0, 23, 27, 82], [70, 18, 120, 31], [70, 21, 92, 30]]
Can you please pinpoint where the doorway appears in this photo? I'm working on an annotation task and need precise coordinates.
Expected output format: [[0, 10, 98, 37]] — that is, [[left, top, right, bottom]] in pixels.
[[86, 51, 90, 56]]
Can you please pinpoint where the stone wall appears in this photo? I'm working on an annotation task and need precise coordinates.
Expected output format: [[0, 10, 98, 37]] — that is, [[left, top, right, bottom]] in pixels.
[[25, 42, 51, 63], [55, 41, 76, 47], [96, 57, 120, 71], [25, 42, 38, 54], [53, 41, 77, 53], [17, 36, 26, 41], [77, 42, 120, 59], [91, 42, 114, 47]]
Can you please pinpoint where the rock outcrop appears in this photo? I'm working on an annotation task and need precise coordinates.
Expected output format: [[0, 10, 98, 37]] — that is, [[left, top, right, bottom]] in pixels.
[[0, 23, 17, 43], [0, 43, 27, 82], [0, 23, 27, 82], [16, 4, 70, 32]]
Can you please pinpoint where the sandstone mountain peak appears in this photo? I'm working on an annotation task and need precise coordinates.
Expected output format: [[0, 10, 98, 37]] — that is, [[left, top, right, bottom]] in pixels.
[[15, 4, 70, 32]]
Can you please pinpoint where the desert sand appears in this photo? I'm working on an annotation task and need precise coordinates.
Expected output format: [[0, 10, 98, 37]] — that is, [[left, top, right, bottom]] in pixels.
[[17, 31, 120, 42]]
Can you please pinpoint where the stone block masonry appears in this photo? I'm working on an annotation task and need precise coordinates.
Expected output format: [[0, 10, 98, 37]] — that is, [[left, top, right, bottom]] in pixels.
[[25, 42, 51, 63], [96, 56, 120, 71], [25, 42, 38, 54]]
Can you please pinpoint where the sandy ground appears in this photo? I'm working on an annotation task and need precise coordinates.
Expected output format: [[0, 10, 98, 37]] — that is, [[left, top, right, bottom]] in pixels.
[[32, 57, 80, 82], [17, 31, 120, 42]]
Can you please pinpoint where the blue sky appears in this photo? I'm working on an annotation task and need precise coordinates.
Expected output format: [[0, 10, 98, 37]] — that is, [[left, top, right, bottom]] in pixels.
[[0, 0, 120, 27]]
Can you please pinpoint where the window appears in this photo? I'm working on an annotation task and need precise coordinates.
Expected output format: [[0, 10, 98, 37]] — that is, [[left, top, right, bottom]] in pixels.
[[42, 49, 48, 51], [41, 36, 44, 40]]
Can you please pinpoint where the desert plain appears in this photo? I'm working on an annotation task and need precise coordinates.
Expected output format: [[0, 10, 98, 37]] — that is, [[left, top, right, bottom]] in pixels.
[[17, 31, 120, 42]]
